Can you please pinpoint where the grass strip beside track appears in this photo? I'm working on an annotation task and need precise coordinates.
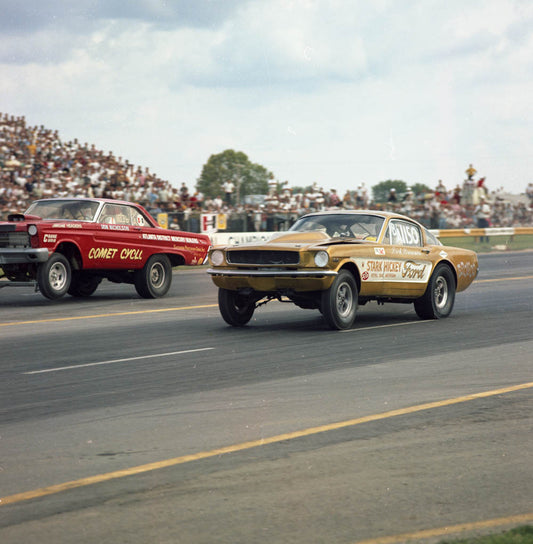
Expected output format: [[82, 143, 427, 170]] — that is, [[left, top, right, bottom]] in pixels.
[[352, 516, 533, 544]]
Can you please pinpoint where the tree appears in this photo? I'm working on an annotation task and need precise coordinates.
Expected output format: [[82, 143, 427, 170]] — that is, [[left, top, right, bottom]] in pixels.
[[196, 149, 273, 201], [371, 180, 408, 203], [410, 183, 433, 200]]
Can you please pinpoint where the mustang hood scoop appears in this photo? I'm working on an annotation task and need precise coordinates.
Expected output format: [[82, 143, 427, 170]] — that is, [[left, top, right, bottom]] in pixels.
[[268, 231, 330, 243]]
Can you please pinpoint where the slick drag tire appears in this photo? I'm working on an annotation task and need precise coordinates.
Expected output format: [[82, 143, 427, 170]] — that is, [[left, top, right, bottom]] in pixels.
[[37, 253, 71, 300], [134, 254, 172, 298], [218, 288, 255, 326], [321, 269, 358, 330], [68, 272, 101, 297], [414, 263, 456, 319]]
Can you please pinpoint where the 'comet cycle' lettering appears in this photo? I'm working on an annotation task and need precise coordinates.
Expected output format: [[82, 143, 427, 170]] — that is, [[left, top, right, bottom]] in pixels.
[[120, 248, 143, 260], [88, 247, 143, 260]]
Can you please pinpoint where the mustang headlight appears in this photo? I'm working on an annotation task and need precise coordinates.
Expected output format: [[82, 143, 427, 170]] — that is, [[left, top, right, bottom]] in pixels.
[[28, 224, 38, 236], [314, 250, 329, 267], [211, 250, 225, 266]]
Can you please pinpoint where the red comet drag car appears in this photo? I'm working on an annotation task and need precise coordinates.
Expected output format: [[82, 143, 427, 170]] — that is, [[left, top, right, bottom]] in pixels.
[[0, 198, 210, 299]]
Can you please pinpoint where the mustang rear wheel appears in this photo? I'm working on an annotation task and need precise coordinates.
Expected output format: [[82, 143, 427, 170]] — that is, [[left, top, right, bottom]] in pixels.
[[37, 253, 71, 300], [218, 288, 255, 326], [68, 272, 101, 297], [321, 269, 358, 330], [414, 263, 456, 319], [134, 254, 172, 298]]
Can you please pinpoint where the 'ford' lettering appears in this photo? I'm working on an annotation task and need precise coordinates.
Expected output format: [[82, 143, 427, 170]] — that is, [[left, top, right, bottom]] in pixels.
[[402, 261, 427, 279]]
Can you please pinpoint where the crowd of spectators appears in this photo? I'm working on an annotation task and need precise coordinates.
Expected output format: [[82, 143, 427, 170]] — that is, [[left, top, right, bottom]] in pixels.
[[1, 113, 531, 232]]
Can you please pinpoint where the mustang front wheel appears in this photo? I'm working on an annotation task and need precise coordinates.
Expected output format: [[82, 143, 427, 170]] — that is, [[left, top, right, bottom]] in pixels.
[[37, 253, 71, 299], [321, 269, 358, 330], [218, 288, 255, 326], [134, 254, 172, 298], [414, 263, 456, 319]]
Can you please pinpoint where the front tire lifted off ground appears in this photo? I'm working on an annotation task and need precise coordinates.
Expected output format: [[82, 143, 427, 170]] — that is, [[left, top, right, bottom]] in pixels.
[[218, 288, 255, 326], [37, 253, 72, 300]]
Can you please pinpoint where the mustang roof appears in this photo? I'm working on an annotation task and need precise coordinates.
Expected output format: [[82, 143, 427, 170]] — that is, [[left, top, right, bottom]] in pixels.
[[299, 209, 425, 225]]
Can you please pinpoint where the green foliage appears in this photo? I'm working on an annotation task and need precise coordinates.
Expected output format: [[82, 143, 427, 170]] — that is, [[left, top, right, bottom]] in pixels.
[[438, 234, 533, 252], [410, 182, 433, 197], [196, 149, 273, 201], [440, 525, 533, 544], [372, 180, 408, 203], [291, 185, 315, 195]]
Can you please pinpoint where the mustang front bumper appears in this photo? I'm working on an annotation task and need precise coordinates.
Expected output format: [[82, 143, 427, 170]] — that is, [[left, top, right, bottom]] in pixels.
[[207, 268, 338, 277], [207, 268, 338, 292]]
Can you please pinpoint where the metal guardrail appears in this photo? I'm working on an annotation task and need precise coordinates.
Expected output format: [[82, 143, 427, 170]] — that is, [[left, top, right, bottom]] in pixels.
[[209, 227, 533, 246], [429, 227, 533, 237], [161, 212, 533, 239]]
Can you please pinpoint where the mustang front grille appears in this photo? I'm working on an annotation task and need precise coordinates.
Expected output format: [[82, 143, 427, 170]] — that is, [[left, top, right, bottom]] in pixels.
[[226, 250, 300, 266], [0, 232, 31, 248]]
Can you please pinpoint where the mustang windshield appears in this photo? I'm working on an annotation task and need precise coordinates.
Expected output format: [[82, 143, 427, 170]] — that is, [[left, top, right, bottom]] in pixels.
[[289, 214, 385, 240], [25, 200, 100, 221]]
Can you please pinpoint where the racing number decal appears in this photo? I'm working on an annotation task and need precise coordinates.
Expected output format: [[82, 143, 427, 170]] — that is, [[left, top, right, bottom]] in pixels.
[[389, 222, 420, 246]]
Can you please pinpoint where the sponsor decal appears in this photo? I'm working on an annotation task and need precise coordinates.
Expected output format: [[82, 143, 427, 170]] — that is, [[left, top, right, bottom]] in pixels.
[[439, 251, 448, 258], [174, 245, 206, 253], [89, 247, 118, 259], [52, 223, 83, 229], [374, 247, 385, 255], [142, 233, 200, 244], [43, 234, 57, 243], [390, 247, 424, 257], [88, 247, 143, 260], [101, 224, 130, 231], [120, 248, 143, 260], [352, 257, 430, 283], [402, 260, 427, 280], [456, 260, 477, 280]]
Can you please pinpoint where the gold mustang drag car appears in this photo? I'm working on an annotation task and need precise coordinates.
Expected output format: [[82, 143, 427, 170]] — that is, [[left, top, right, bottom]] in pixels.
[[207, 211, 478, 329]]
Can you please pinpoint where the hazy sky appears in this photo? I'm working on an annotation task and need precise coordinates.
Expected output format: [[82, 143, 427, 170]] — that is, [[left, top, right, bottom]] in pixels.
[[1, 0, 532, 195]]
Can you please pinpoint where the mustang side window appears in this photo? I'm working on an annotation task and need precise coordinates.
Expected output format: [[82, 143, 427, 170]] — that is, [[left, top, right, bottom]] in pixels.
[[384, 220, 422, 246], [425, 228, 442, 246]]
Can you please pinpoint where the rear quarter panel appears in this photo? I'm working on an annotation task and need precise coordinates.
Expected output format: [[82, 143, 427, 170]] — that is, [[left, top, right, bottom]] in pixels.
[[437, 246, 478, 292]]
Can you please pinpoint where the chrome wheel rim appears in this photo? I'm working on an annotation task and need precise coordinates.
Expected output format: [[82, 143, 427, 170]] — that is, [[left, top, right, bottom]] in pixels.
[[336, 281, 354, 317], [150, 263, 165, 288], [49, 262, 68, 291], [434, 276, 449, 309]]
